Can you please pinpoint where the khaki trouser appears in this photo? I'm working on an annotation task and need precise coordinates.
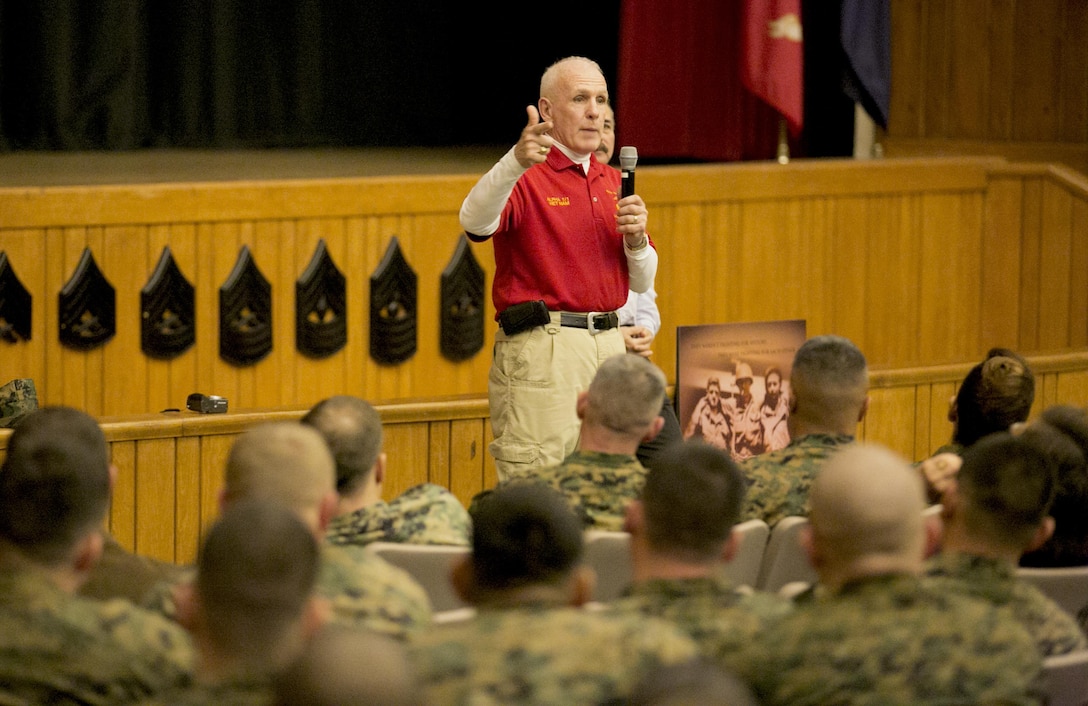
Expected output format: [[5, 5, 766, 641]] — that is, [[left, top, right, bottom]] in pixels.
[[487, 311, 625, 482]]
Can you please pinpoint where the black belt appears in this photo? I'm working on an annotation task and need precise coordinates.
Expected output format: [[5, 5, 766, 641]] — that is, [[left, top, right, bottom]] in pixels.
[[560, 311, 619, 334]]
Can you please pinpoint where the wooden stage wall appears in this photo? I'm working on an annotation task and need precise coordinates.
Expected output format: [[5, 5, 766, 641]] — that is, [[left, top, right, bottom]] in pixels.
[[2, 156, 1088, 419], [3, 350, 1088, 565]]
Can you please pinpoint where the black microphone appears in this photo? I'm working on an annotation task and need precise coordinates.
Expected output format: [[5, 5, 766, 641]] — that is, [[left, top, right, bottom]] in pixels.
[[619, 146, 638, 199]]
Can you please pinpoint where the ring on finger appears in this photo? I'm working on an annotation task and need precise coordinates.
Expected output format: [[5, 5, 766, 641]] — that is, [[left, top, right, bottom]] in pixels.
[[539, 146, 548, 154]]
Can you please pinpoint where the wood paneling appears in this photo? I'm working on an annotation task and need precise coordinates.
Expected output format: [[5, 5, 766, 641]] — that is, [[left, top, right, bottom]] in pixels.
[[2, 158, 1087, 417], [890, 0, 1088, 146]]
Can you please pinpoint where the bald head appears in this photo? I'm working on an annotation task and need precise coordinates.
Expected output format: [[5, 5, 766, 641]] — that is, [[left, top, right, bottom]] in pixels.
[[809, 444, 927, 585], [789, 335, 869, 434], [224, 422, 336, 520], [540, 56, 604, 98]]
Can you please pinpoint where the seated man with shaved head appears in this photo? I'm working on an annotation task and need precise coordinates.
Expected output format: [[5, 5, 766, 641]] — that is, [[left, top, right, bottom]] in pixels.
[[926, 431, 1087, 656], [145, 422, 432, 640], [739, 335, 869, 527], [745, 443, 1044, 705]]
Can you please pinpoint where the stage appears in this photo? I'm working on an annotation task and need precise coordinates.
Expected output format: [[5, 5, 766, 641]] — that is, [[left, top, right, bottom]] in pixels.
[[0, 146, 509, 187]]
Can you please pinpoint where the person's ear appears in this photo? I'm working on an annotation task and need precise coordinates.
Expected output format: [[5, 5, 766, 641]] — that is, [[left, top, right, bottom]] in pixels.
[[301, 595, 331, 639], [373, 452, 387, 486], [923, 512, 944, 558], [450, 555, 477, 605], [173, 580, 199, 632], [624, 499, 644, 535], [644, 416, 665, 442], [569, 565, 596, 607], [538, 97, 553, 122], [576, 391, 590, 420], [108, 463, 118, 493], [73, 530, 104, 577], [317, 491, 338, 533], [1026, 516, 1056, 552], [720, 529, 740, 563], [858, 395, 870, 423]]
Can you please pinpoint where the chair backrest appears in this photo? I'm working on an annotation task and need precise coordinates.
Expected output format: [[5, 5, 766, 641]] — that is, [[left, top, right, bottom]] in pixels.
[[722, 518, 771, 588], [756, 515, 816, 593], [365, 542, 472, 612], [1017, 565, 1088, 619], [583, 530, 632, 602], [1041, 650, 1088, 706]]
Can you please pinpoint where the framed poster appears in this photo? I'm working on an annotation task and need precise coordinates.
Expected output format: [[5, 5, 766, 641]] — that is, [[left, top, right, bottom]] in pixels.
[[676, 319, 806, 463]]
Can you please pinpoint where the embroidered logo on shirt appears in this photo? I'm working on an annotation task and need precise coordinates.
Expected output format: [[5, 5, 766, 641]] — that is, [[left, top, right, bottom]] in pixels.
[[546, 196, 571, 207]]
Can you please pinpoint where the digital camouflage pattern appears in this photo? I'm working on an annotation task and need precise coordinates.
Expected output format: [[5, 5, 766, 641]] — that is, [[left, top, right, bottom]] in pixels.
[[744, 573, 1044, 706], [0, 569, 194, 705], [474, 450, 647, 531], [326, 483, 471, 547], [408, 603, 699, 705], [320, 543, 432, 639], [137, 674, 269, 706], [0, 378, 37, 428], [925, 551, 1088, 656], [611, 573, 793, 674], [144, 544, 432, 641], [739, 433, 855, 527]]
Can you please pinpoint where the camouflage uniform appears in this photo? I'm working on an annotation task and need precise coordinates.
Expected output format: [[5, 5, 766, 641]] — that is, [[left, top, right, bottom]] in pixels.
[[745, 573, 1044, 706], [320, 543, 432, 638], [138, 675, 269, 706], [80, 533, 187, 604], [0, 568, 194, 704], [144, 544, 432, 641], [476, 450, 646, 531], [740, 433, 854, 527], [611, 573, 793, 674], [0, 378, 37, 428], [925, 551, 1088, 656], [409, 603, 699, 705], [326, 483, 472, 547]]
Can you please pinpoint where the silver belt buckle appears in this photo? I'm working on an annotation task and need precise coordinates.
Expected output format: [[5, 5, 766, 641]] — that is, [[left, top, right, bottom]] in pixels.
[[586, 311, 604, 335]]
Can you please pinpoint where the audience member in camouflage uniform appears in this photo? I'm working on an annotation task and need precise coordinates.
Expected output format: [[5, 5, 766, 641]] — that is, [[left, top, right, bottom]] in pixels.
[[409, 483, 699, 705], [146, 498, 323, 706], [740, 335, 869, 527], [925, 431, 1087, 656], [1016, 404, 1088, 568], [0, 377, 37, 428], [612, 440, 792, 677], [274, 623, 425, 706], [0, 406, 193, 703], [145, 422, 432, 640], [746, 443, 1044, 706], [302, 394, 472, 547], [472, 353, 668, 530]]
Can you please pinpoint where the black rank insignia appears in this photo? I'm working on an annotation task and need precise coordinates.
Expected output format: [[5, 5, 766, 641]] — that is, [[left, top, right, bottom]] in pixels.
[[440, 235, 484, 361], [219, 245, 272, 366], [141, 247, 195, 359], [370, 237, 417, 365], [296, 239, 347, 359], [59, 248, 115, 351], [0, 252, 31, 343]]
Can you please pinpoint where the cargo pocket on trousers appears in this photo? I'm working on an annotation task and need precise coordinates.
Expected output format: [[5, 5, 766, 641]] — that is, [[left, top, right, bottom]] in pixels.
[[489, 438, 541, 468]]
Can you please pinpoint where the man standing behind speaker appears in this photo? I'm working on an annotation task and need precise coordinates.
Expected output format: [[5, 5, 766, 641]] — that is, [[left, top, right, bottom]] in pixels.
[[460, 56, 658, 482], [597, 104, 682, 470]]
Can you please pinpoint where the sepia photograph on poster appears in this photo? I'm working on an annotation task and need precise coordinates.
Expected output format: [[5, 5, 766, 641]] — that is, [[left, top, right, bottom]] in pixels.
[[675, 319, 806, 464]]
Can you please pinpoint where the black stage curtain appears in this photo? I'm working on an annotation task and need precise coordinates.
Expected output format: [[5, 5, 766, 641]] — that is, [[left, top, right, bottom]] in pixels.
[[0, 0, 851, 159]]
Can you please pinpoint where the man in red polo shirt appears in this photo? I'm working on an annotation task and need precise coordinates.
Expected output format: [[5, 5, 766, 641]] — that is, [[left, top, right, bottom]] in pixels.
[[460, 56, 658, 482]]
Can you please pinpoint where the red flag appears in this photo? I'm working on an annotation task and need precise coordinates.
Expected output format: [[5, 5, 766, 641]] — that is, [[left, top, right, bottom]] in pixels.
[[742, 0, 804, 136]]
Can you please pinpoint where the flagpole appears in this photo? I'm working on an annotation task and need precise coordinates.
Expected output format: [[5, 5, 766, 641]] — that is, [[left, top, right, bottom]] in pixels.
[[776, 118, 790, 164]]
